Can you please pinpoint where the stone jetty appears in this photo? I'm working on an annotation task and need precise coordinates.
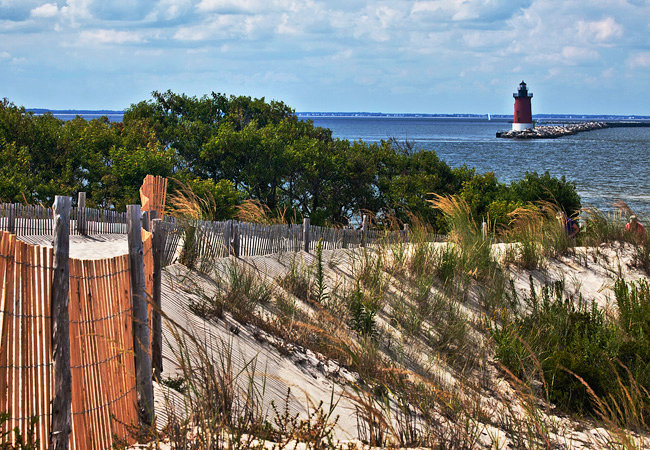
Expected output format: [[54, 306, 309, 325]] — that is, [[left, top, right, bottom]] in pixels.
[[496, 121, 608, 139]]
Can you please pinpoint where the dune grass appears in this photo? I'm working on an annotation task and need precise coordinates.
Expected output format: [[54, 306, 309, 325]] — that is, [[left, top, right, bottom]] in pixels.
[[140, 192, 650, 448]]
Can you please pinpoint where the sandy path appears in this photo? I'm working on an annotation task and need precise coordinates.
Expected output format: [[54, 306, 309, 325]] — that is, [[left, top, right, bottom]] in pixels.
[[18, 234, 128, 259]]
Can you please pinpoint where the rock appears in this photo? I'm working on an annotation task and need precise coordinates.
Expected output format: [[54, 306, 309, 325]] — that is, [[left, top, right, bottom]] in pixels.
[[496, 122, 608, 139]]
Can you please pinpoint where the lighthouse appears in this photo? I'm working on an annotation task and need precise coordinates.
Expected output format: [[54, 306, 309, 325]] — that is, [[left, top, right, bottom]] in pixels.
[[512, 81, 533, 131]]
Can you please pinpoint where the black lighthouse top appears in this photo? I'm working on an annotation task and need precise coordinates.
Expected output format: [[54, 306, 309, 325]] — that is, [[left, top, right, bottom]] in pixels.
[[513, 80, 533, 98]]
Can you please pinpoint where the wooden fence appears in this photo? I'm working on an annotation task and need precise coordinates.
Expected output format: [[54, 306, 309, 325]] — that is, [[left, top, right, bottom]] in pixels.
[[0, 204, 126, 237], [0, 224, 154, 448], [159, 216, 419, 265], [140, 175, 167, 218]]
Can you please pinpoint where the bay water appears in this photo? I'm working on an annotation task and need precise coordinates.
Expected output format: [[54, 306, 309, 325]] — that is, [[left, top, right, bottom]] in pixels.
[[310, 117, 650, 216]]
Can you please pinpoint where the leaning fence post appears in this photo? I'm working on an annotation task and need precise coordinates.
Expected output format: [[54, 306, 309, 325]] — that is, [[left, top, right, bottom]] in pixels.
[[127, 205, 155, 427], [303, 218, 310, 252], [361, 214, 368, 247], [151, 218, 164, 380], [50, 196, 72, 450], [232, 222, 240, 258], [77, 192, 86, 235], [224, 220, 232, 256], [8, 204, 15, 234]]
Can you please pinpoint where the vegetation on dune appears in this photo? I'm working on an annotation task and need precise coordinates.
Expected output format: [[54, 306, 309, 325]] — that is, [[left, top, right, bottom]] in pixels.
[[125, 190, 650, 448], [1, 93, 579, 229], [491, 277, 650, 429]]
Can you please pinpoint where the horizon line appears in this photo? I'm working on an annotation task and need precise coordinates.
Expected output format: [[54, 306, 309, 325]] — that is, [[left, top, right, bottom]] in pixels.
[[24, 108, 650, 119]]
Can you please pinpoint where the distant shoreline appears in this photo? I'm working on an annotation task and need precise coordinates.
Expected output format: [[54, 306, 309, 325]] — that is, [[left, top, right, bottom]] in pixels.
[[26, 109, 650, 121]]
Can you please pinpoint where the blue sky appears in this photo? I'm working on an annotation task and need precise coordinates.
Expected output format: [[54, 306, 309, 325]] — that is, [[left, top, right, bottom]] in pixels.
[[1, 0, 649, 114]]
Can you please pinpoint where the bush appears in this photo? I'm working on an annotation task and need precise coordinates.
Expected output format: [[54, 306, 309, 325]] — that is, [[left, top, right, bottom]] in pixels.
[[508, 171, 581, 217], [492, 278, 650, 423]]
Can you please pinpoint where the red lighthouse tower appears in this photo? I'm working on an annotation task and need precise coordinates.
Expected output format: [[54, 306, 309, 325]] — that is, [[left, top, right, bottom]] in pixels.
[[512, 81, 533, 131]]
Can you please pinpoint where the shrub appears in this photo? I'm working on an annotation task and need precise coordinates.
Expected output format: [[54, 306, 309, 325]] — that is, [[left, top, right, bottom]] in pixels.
[[491, 278, 650, 424], [508, 171, 581, 217]]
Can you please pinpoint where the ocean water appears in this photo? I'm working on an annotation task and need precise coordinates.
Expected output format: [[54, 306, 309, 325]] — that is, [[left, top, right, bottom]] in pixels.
[[309, 117, 650, 216]]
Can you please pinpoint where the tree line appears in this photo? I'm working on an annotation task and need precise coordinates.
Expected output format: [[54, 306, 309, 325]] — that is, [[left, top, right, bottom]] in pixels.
[[0, 92, 581, 229]]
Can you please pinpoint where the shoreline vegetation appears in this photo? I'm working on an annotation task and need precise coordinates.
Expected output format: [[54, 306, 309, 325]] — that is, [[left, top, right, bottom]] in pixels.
[[2, 92, 581, 230], [2, 91, 650, 448]]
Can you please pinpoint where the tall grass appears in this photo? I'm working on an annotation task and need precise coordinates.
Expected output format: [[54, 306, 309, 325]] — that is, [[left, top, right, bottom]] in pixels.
[[235, 198, 292, 225], [154, 194, 650, 448], [491, 277, 650, 431], [504, 202, 574, 268], [190, 260, 271, 324], [428, 194, 494, 280], [158, 320, 343, 449], [166, 179, 220, 270]]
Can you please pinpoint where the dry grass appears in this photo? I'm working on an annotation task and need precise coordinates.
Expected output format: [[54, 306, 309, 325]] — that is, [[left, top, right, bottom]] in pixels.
[[235, 199, 291, 225], [137, 200, 650, 449]]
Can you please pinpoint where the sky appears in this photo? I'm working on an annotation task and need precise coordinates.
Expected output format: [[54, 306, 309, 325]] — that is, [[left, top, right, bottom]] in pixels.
[[1, 0, 649, 114]]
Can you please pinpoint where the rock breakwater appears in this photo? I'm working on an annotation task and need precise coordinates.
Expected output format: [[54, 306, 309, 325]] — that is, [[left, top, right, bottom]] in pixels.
[[496, 121, 608, 139]]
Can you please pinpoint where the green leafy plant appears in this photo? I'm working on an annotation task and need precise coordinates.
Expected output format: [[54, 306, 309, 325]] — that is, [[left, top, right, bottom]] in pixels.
[[313, 239, 329, 304], [491, 277, 650, 425], [0, 412, 39, 450], [348, 283, 377, 338]]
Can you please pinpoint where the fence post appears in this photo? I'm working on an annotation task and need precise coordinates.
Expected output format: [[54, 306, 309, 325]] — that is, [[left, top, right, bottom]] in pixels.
[[225, 220, 232, 256], [50, 196, 72, 450], [232, 222, 240, 258], [142, 210, 150, 232], [77, 192, 86, 235], [303, 218, 310, 252], [361, 214, 368, 247], [151, 218, 164, 380], [7, 204, 15, 234], [127, 205, 154, 427], [403, 223, 409, 243]]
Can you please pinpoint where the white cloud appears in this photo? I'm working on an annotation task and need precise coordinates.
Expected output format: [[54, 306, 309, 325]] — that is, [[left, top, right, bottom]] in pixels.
[[577, 17, 623, 42], [196, 0, 290, 14], [411, 0, 528, 21], [0, 51, 10, 58], [561, 46, 599, 62], [627, 52, 650, 68], [30, 3, 58, 18], [79, 29, 144, 44], [147, 0, 193, 21]]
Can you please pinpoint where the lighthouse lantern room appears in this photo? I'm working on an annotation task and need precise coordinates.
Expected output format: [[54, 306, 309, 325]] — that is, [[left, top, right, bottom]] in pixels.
[[512, 81, 533, 131]]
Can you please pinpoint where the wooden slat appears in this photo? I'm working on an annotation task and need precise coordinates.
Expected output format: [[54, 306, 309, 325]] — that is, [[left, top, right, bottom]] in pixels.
[[25, 242, 35, 445], [18, 241, 27, 439], [34, 244, 45, 447], [0, 232, 9, 426], [85, 258, 111, 449], [69, 259, 87, 450], [0, 233, 15, 437], [98, 258, 119, 442], [7, 235, 17, 437], [44, 246, 54, 446], [113, 256, 129, 438]]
